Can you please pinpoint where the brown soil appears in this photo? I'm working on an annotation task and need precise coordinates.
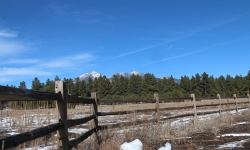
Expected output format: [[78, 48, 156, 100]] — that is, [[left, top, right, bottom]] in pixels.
[[164, 123, 250, 150]]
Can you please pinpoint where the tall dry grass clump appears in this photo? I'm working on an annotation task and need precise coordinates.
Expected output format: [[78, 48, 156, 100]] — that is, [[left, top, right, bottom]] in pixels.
[[74, 109, 249, 150]]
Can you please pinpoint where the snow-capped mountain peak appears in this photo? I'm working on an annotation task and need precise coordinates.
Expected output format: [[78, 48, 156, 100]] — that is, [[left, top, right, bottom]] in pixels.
[[77, 71, 179, 83], [90, 71, 101, 78], [161, 76, 169, 79], [130, 71, 140, 75], [79, 71, 101, 81]]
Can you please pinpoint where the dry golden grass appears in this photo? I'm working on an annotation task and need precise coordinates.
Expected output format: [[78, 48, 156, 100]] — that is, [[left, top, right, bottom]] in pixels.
[[1, 98, 249, 149], [73, 109, 249, 150]]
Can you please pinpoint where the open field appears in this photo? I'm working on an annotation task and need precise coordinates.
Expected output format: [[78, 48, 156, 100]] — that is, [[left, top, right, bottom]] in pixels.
[[1, 98, 250, 149]]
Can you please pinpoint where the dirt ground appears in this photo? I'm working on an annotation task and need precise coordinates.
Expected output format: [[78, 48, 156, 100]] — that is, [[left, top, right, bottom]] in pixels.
[[165, 123, 250, 150]]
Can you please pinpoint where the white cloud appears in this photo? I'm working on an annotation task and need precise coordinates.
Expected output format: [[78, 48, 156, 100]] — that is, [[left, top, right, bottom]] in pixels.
[[41, 54, 94, 68], [0, 40, 26, 56], [0, 67, 52, 76], [0, 77, 11, 83], [0, 53, 95, 83], [1, 59, 39, 64], [0, 30, 17, 38]]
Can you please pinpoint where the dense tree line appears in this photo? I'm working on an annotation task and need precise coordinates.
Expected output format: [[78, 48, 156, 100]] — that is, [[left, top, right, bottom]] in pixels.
[[15, 71, 250, 99]]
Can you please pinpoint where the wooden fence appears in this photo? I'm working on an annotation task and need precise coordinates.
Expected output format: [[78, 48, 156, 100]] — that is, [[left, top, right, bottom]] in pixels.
[[0, 81, 249, 149]]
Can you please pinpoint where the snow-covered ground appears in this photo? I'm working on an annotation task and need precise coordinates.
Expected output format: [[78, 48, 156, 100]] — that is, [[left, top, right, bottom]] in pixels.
[[217, 138, 250, 149]]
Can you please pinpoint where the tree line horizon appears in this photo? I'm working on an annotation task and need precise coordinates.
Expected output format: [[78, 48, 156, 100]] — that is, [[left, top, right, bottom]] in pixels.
[[10, 70, 250, 99]]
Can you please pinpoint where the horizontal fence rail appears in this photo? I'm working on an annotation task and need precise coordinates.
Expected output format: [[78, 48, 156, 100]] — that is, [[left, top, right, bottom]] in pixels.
[[0, 81, 249, 149], [0, 123, 63, 149], [0, 85, 63, 102], [99, 98, 155, 103]]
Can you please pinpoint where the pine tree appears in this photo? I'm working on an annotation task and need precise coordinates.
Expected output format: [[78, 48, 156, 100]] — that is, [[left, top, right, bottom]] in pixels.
[[234, 75, 245, 96], [86, 77, 93, 97], [245, 70, 250, 92], [120, 75, 129, 97], [55, 75, 60, 81], [44, 79, 54, 92], [225, 75, 234, 96], [111, 74, 120, 96], [78, 80, 87, 97], [180, 75, 191, 94], [128, 74, 142, 96], [141, 73, 158, 97], [65, 78, 74, 95], [200, 72, 210, 97], [98, 75, 111, 98], [73, 77, 80, 96], [32, 77, 43, 91], [216, 76, 226, 97], [18, 81, 27, 89], [208, 75, 221, 97], [92, 78, 99, 93]]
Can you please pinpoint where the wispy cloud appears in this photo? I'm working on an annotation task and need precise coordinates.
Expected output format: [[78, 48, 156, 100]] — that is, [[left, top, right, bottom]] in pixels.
[[41, 54, 94, 68], [0, 30, 17, 38], [1, 59, 39, 65], [109, 12, 248, 60], [0, 67, 52, 76], [47, 3, 111, 24], [0, 53, 94, 69], [145, 37, 249, 65], [0, 40, 26, 57], [109, 41, 174, 60], [0, 77, 11, 83], [173, 12, 249, 36], [0, 28, 29, 57]]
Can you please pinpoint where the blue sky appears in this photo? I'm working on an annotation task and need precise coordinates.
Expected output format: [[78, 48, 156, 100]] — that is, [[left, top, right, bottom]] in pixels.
[[0, 0, 250, 88]]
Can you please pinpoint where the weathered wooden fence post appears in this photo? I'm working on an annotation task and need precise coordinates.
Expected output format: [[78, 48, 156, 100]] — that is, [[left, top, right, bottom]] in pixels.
[[191, 93, 198, 128], [55, 81, 69, 150], [233, 94, 238, 115], [91, 92, 99, 142], [217, 94, 221, 117], [154, 93, 160, 125]]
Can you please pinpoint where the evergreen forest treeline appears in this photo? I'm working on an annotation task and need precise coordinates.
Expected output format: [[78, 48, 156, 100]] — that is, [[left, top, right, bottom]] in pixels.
[[11, 71, 250, 99]]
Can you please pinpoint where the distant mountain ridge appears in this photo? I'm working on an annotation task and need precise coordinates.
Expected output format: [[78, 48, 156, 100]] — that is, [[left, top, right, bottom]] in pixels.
[[78, 71, 180, 83], [109, 71, 145, 80]]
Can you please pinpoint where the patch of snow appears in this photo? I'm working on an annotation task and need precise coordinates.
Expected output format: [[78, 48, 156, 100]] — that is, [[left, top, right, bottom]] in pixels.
[[230, 109, 248, 115], [120, 139, 143, 150], [25, 145, 57, 150], [158, 142, 171, 150], [217, 139, 248, 149], [130, 71, 139, 75], [91, 71, 101, 78], [8, 132, 19, 135], [217, 133, 250, 138], [237, 122, 248, 125], [68, 128, 88, 134], [118, 72, 126, 76], [169, 117, 191, 128], [79, 71, 101, 80]]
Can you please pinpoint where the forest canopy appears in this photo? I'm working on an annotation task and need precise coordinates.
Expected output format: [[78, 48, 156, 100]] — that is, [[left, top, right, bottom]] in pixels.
[[13, 71, 250, 99]]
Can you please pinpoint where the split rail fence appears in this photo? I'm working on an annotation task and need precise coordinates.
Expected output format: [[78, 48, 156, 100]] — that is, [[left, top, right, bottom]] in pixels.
[[0, 81, 250, 149]]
